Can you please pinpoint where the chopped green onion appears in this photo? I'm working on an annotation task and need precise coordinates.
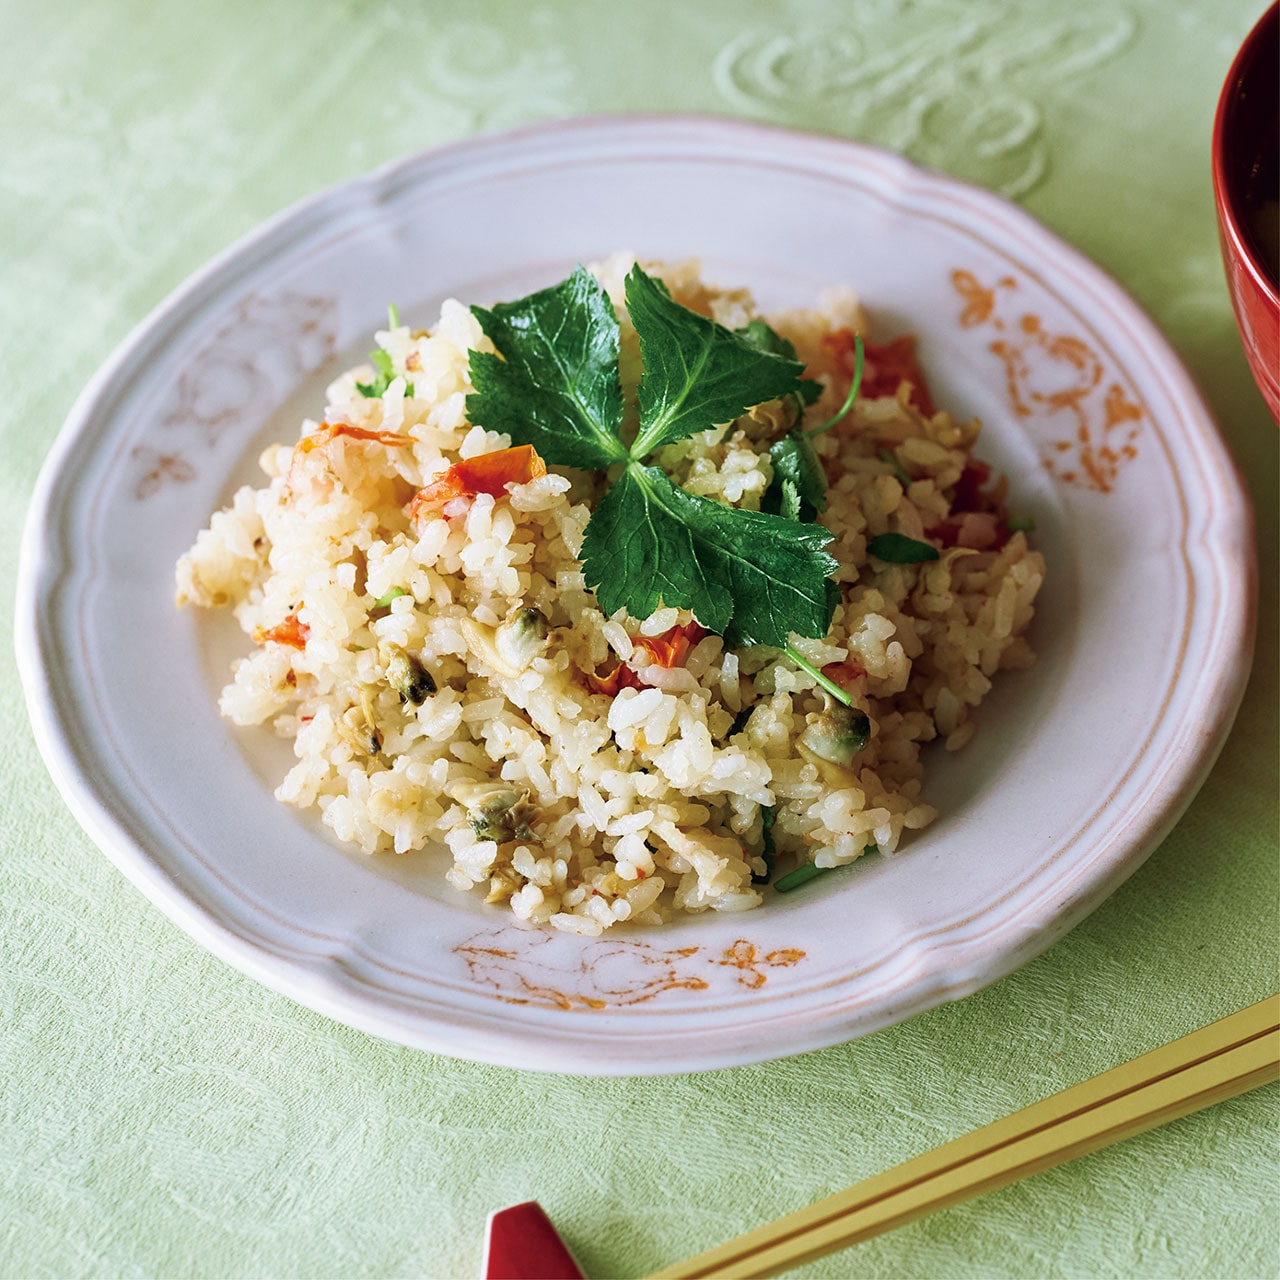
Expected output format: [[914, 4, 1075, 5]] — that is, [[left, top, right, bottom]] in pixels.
[[774, 862, 832, 892], [752, 804, 777, 885], [1007, 515, 1036, 533], [877, 446, 913, 488], [356, 348, 414, 398], [867, 532, 940, 564], [774, 843, 878, 893], [387, 302, 401, 328], [371, 587, 409, 608]]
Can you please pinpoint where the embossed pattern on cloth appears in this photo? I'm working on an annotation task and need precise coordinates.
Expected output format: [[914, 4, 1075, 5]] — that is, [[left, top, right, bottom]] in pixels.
[[3, 1, 1277, 1278], [713, 8, 1139, 197]]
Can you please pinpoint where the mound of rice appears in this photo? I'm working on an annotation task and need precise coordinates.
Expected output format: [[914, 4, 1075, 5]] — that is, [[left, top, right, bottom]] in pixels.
[[176, 255, 1045, 935]]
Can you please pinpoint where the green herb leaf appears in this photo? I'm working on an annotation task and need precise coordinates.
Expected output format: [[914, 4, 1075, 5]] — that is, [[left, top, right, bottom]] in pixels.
[[735, 321, 822, 407], [627, 265, 805, 456], [734, 319, 797, 361], [469, 266, 843, 649], [764, 429, 827, 521], [779, 480, 803, 522], [866, 532, 940, 564], [581, 464, 839, 649], [468, 265, 628, 470]]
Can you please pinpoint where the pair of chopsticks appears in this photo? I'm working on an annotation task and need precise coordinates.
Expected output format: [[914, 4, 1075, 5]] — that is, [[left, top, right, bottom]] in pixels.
[[650, 995, 1279, 1279]]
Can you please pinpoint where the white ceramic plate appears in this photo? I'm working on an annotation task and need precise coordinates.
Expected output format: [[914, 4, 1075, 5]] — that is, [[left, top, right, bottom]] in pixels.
[[17, 117, 1254, 1075]]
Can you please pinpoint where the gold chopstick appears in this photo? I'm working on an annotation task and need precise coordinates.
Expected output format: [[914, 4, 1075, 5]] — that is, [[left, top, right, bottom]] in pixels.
[[650, 996, 1280, 1279]]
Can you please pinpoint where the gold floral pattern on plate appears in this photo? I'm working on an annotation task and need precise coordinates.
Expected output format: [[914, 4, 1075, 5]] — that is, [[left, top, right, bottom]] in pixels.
[[456, 926, 807, 1010], [953, 269, 1145, 492], [135, 292, 339, 498]]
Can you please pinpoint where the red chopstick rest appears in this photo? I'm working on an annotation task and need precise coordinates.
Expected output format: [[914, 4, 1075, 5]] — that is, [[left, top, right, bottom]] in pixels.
[[483, 1201, 584, 1280]]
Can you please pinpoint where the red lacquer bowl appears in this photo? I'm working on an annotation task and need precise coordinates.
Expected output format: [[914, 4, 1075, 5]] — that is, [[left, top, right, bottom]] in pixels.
[[1213, 3, 1280, 422]]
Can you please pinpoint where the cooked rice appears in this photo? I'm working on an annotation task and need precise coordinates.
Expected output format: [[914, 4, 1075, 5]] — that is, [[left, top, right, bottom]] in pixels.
[[176, 254, 1045, 935]]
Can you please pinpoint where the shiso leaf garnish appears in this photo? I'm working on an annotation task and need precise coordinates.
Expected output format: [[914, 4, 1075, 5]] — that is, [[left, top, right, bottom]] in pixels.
[[466, 264, 846, 667]]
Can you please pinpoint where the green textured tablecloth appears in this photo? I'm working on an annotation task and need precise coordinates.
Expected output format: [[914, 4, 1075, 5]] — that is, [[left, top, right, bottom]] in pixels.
[[5, 2, 1277, 1277]]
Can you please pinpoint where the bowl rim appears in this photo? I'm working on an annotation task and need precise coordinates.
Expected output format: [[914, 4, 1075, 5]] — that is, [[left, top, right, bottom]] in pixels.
[[1212, 2, 1280, 311]]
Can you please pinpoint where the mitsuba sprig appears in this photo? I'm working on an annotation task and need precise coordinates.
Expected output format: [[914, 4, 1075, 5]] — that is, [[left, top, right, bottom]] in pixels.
[[465, 264, 849, 697]]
